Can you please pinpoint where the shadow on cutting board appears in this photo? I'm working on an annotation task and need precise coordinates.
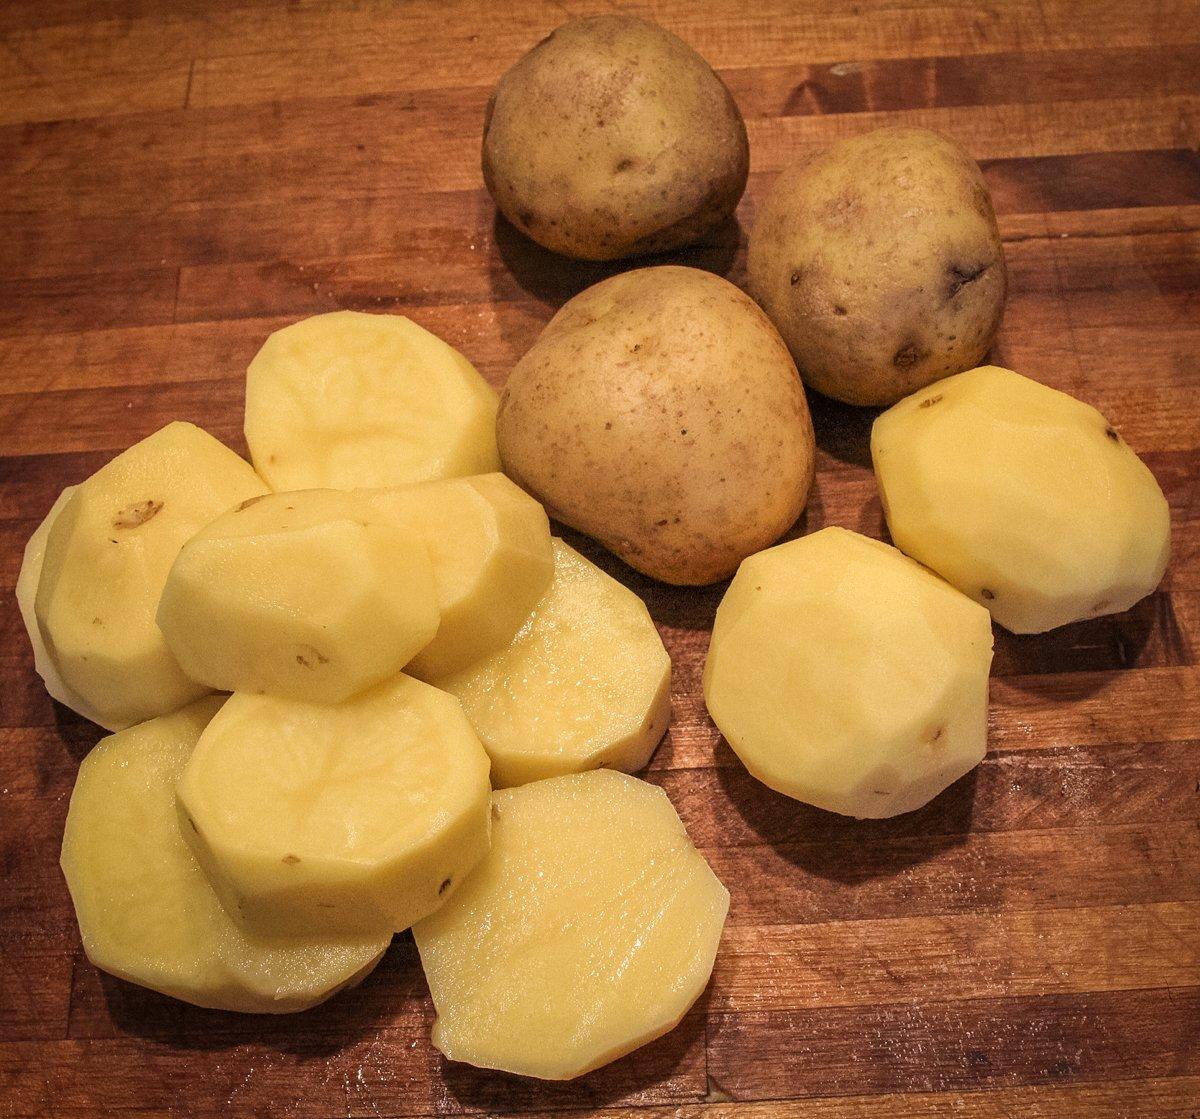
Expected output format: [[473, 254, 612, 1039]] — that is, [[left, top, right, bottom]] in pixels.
[[489, 208, 743, 312], [716, 741, 977, 885]]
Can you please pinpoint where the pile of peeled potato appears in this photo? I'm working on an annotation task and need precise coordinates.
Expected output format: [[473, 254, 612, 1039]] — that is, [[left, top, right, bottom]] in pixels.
[[19, 13, 1170, 1083]]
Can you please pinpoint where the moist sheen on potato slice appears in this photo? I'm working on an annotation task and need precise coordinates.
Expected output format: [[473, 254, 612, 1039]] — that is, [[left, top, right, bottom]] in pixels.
[[244, 311, 500, 492], [871, 365, 1171, 633], [704, 527, 994, 818], [176, 675, 492, 937], [431, 538, 671, 787], [15, 485, 111, 727], [365, 473, 554, 679], [413, 770, 729, 1080], [60, 698, 389, 1013], [158, 489, 440, 703], [34, 422, 269, 730]]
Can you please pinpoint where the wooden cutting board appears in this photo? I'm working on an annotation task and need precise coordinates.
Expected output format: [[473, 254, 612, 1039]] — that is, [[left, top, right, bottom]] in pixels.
[[1, 2, 1198, 1116]]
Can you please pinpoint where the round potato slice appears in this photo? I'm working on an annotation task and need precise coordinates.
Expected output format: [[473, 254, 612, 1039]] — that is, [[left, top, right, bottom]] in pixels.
[[60, 698, 390, 1013], [158, 489, 440, 703], [35, 422, 269, 730], [431, 539, 671, 787], [704, 527, 994, 818], [366, 473, 554, 679], [414, 770, 728, 1080], [176, 675, 492, 937], [871, 365, 1171, 633], [244, 311, 500, 491], [15, 486, 112, 727]]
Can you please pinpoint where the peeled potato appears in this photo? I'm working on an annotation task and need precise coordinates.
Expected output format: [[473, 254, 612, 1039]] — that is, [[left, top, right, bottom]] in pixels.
[[244, 311, 500, 491], [414, 770, 728, 1080], [432, 539, 671, 787], [60, 698, 390, 1013], [366, 474, 554, 679], [872, 365, 1171, 632], [704, 527, 993, 818], [158, 490, 440, 703], [177, 675, 492, 937], [16, 486, 110, 726], [35, 422, 268, 730]]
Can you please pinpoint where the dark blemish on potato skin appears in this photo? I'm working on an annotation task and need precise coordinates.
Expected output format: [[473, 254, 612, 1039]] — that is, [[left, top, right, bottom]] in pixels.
[[517, 209, 536, 227], [112, 499, 163, 529], [491, 804, 501, 822], [833, 305, 848, 316], [614, 157, 634, 172], [236, 494, 269, 512], [439, 877, 452, 895], [893, 344, 924, 369], [295, 646, 330, 669], [282, 854, 300, 865], [931, 726, 945, 743], [1092, 600, 1111, 613], [919, 394, 944, 408], [946, 261, 990, 301], [981, 588, 996, 600], [1105, 426, 1121, 443], [789, 271, 801, 286]]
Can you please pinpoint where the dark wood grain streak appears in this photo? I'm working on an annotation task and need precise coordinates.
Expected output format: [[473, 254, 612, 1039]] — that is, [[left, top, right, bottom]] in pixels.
[[2, 1, 1198, 1117]]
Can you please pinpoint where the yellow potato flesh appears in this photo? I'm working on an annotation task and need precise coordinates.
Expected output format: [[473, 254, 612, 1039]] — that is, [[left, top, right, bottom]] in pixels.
[[157, 489, 440, 703], [244, 311, 500, 491], [177, 675, 492, 937], [414, 770, 728, 1080], [16, 486, 112, 727], [432, 539, 671, 787], [365, 473, 553, 679], [704, 527, 993, 818], [60, 698, 389, 1013], [872, 365, 1171, 633], [35, 422, 269, 730]]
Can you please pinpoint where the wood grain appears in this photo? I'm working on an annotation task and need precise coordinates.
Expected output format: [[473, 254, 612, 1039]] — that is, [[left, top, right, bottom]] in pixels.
[[1, 1, 1198, 1117]]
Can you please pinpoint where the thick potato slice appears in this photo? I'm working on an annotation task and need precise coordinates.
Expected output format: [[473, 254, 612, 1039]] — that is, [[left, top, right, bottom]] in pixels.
[[366, 473, 554, 679], [35, 422, 268, 730], [871, 366, 1171, 633], [158, 489, 440, 703], [414, 770, 728, 1080], [244, 311, 500, 491], [16, 486, 110, 726], [704, 527, 993, 818], [177, 675, 492, 937], [60, 698, 389, 1013], [432, 539, 671, 787]]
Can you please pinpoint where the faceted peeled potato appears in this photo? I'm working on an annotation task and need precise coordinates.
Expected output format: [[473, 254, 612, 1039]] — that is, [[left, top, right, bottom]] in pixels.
[[176, 675, 492, 937], [414, 770, 728, 1080], [871, 365, 1171, 633], [35, 422, 269, 730], [244, 311, 500, 491], [157, 489, 440, 703], [16, 486, 110, 726], [704, 527, 993, 818], [60, 698, 390, 1013], [366, 473, 554, 678], [431, 539, 671, 787]]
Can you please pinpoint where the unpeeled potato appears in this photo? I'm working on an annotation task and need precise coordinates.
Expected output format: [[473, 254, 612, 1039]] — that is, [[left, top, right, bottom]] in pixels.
[[498, 266, 815, 584]]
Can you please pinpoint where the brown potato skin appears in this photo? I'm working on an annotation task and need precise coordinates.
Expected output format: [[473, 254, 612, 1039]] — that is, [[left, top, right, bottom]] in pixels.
[[497, 267, 816, 585], [482, 16, 749, 262], [747, 127, 1007, 407]]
